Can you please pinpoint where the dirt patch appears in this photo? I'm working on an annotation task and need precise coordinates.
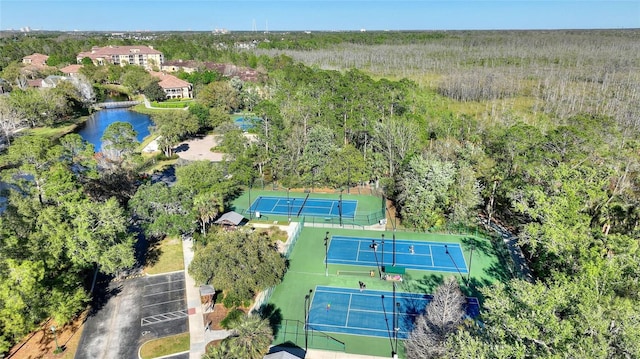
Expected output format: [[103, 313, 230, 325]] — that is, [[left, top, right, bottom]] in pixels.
[[7, 311, 87, 359], [175, 135, 225, 162], [203, 304, 230, 330]]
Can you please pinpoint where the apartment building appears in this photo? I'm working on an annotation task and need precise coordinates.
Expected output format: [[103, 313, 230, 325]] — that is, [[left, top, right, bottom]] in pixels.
[[149, 71, 192, 99], [77, 45, 163, 69]]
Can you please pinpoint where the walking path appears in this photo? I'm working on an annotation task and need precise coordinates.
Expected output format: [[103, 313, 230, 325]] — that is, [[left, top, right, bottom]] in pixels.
[[183, 238, 231, 358], [481, 217, 534, 282]]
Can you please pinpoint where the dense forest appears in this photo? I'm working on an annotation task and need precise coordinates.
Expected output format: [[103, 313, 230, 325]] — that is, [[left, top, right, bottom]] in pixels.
[[1, 30, 639, 357]]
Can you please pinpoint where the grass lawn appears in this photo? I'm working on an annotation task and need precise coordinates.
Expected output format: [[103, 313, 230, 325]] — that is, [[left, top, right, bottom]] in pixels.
[[267, 226, 507, 358], [25, 116, 90, 141], [145, 237, 184, 275], [139, 332, 190, 359], [150, 100, 192, 108]]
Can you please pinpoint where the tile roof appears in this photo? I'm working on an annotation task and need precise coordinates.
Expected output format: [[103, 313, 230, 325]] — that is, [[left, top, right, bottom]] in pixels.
[[161, 61, 263, 82], [60, 64, 83, 74], [149, 71, 191, 89], [27, 79, 43, 87], [78, 45, 162, 59], [22, 53, 49, 67]]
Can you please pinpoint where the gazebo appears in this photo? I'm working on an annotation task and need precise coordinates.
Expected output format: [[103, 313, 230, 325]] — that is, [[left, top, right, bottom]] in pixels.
[[199, 284, 216, 312], [214, 211, 246, 229]]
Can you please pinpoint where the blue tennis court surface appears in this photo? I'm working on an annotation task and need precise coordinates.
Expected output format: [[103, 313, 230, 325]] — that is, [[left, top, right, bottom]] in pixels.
[[248, 196, 357, 218], [308, 286, 479, 339], [327, 236, 468, 273]]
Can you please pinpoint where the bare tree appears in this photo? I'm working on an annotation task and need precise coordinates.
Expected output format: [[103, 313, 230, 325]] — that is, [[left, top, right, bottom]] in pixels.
[[405, 277, 466, 359]]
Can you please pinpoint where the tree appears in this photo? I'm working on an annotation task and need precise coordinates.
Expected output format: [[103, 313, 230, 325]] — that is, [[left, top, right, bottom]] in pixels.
[[396, 155, 456, 229], [120, 65, 156, 94], [373, 117, 418, 177], [188, 230, 286, 304], [143, 80, 166, 102], [193, 192, 223, 236], [100, 121, 138, 166], [300, 125, 337, 183], [129, 182, 195, 237], [406, 277, 466, 359], [214, 315, 273, 359], [67, 198, 135, 274], [0, 95, 27, 145], [153, 111, 199, 156], [197, 81, 240, 112], [6, 135, 60, 205]]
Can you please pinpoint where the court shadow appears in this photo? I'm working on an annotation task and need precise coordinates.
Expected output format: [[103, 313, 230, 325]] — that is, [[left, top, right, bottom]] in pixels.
[[484, 261, 516, 283], [461, 236, 492, 256], [255, 303, 283, 337], [465, 277, 493, 304]]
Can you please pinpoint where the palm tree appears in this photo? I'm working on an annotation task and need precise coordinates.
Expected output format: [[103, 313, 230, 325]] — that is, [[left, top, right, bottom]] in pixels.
[[193, 191, 223, 235], [204, 314, 273, 359], [203, 340, 241, 359]]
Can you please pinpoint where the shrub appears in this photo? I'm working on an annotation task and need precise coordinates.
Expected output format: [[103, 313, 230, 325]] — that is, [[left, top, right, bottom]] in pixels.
[[220, 308, 245, 329]]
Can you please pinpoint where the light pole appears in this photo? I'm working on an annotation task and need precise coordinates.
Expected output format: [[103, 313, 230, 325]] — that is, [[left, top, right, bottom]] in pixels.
[[338, 189, 343, 227], [381, 234, 385, 273], [248, 182, 252, 220], [287, 188, 291, 222], [392, 282, 397, 353], [370, 239, 381, 278], [392, 231, 396, 267], [467, 244, 475, 284], [324, 232, 329, 276], [394, 301, 400, 356], [304, 289, 313, 351], [51, 325, 62, 353], [347, 162, 350, 194], [445, 244, 466, 285], [380, 295, 396, 359], [312, 166, 317, 193]]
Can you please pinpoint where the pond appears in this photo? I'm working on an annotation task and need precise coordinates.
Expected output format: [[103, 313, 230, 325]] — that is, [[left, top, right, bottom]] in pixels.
[[77, 108, 153, 150]]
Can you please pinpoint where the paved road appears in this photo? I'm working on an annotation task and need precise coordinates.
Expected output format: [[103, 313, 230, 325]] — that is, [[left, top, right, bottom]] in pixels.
[[75, 272, 188, 359]]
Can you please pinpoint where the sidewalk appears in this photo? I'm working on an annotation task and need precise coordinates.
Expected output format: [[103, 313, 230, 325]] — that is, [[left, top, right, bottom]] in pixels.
[[183, 238, 230, 358]]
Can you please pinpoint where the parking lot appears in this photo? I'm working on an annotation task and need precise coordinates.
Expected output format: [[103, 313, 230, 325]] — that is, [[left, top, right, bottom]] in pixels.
[[76, 272, 188, 359], [140, 274, 188, 336]]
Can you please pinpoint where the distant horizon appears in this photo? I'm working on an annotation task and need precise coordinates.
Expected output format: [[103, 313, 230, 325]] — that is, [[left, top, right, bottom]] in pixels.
[[2, 28, 639, 34], [2, 1, 638, 32]]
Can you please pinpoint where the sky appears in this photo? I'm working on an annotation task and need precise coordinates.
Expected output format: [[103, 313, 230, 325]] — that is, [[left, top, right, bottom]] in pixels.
[[1, 0, 638, 32]]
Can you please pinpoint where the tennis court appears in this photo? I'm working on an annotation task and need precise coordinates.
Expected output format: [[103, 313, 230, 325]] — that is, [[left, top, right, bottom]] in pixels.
[[308, 286, 479, 339], [327, 236, 468, 273], [248, 196, 358, 218]]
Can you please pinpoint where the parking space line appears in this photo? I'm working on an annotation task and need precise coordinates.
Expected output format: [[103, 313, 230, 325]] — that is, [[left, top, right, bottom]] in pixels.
[[144, 279, 185, 288], [143, 288, 184, 297], [142, 299, 185, 308], [141, 310, 188, 326]]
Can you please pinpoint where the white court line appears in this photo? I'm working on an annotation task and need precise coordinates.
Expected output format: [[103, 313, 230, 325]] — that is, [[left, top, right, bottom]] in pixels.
[[345, 294, 353, 327], [428, 244, 434, 267], [143, 288, 184, 297], [142, 298, 185, 308], [271, 198, 280, 212]]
